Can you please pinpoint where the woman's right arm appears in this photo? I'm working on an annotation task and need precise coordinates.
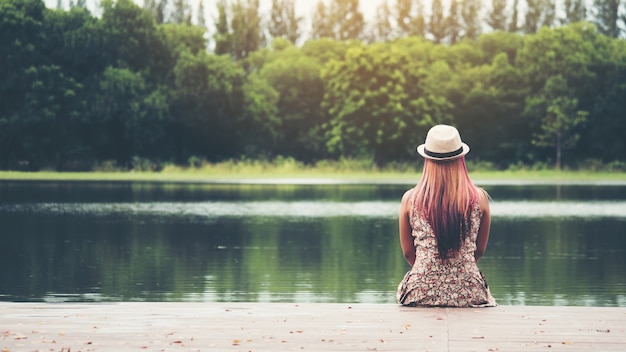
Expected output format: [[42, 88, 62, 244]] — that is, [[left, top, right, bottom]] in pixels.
[[399, 189, 416, 266]]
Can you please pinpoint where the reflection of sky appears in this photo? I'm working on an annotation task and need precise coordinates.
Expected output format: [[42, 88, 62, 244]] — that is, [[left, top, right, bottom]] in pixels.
[[3, 201, 626, 219]]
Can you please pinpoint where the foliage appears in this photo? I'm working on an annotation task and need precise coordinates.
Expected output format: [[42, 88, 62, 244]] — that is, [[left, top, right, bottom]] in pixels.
[[0, 0, 625, 172], [528, 75, 588, 169]]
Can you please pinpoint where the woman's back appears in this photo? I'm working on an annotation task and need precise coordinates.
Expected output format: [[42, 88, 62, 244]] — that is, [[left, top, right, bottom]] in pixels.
[[396, 189, 496, 307], [397, 124, 496, 307]]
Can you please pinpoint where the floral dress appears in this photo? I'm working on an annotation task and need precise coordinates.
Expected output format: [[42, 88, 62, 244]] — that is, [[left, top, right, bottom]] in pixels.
[[397, 190, 497, 307]]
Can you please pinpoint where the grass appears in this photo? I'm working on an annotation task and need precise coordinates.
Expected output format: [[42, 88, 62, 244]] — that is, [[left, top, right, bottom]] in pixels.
[[0, 158, 624, 183]]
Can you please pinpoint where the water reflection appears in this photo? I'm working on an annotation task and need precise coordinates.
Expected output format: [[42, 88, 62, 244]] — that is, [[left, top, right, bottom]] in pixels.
[[3, 200, 626, 219], [0, 181, 625, 306]]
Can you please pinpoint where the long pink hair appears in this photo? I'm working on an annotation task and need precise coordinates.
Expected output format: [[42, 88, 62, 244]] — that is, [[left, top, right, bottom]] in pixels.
[[414, 157, 480, 259]]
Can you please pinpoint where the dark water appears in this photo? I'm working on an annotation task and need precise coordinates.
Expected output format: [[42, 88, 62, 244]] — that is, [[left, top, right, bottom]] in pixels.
[[1, 180, 625, 306]]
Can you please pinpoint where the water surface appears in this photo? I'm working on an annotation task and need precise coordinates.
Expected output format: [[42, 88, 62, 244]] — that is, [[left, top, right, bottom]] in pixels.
[[1, 181, 624, 306]]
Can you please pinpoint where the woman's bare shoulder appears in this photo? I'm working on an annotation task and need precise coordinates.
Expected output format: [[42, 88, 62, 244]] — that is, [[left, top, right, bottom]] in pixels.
[[401, 188, 415, 209], [477, 188, 490, 212]]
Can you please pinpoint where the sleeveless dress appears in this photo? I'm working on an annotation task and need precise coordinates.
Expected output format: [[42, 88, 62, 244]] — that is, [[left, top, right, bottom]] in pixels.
[[396, 190, 497, 307]]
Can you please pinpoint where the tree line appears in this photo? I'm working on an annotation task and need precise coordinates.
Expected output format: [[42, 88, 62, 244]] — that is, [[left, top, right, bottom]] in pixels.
[[1, 0, 625, 171]]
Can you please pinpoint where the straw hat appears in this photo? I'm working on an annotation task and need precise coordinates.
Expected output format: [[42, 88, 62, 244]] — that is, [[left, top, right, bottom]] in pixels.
[[417, 125, 470, 161]]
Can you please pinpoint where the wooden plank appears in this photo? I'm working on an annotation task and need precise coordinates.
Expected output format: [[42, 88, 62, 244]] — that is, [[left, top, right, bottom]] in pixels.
[[1, 303, 625, 351]]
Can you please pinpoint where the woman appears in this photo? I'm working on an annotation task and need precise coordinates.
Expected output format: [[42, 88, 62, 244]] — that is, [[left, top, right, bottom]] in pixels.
[[397, 125, 496, 307]]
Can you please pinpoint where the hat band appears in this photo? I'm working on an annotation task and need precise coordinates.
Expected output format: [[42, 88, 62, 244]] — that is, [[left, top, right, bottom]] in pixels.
[[424, 146, 463, 159]]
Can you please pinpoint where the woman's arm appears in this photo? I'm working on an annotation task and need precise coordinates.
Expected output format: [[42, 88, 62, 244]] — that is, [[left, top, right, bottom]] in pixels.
[[474, 189, 491, 262], [399, 189, 416, 266]]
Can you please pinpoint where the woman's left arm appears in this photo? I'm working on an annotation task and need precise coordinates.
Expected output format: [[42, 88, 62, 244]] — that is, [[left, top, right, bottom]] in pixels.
[[474, 189, 491, 262]]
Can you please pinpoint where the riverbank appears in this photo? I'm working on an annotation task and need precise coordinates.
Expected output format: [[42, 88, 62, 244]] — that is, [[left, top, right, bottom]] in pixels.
[[1, 169, 625, 184], [1, 302, 625, 351]]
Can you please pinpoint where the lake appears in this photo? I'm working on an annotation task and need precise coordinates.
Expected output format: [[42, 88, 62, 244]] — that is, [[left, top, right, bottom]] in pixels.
[[1, 180, 625, 306]]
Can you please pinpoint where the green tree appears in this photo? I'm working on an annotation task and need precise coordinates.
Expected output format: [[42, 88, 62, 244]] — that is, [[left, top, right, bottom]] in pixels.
[[524, 0, 556, 34], [0, 0, 47, 168], [17, 65, 86, 170], [528, 75, 588, 169], [323, 39, 450, 163], [508, 0, 519, 32], [582, 32, 626, 162], [301, 37, 352, 64], [593, 0, 620, 38], [561, 0, 586, 24], [396, 0, 426, 37], [369, 0, 394, 42], [516, 24, 607, 162], [429, 0, 447, 43], [517, 23, 603, 96], [197, 0, 206, 28], [269, 0, 302, 44], [254, 39, 327, 159], [311, 0, 365, 40], [100, 0, 160, 72], [93, 67, 149, 167], [170, 0, 192, 25], [43, 7, 105, 81], [332, 0, 365, 40], [171, 51, 246, 160], [213, 0, 232, 55], [311, 1, 334, 39], [447, 0, 461, 44], [231, 0, 263, 61], [460, 0, 481, 40], [144, 0, 167, 24], [486, 0, 508, 31]]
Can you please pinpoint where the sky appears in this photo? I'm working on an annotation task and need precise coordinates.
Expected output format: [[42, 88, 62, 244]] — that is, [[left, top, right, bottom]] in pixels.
[[44, 0, 386, 23]]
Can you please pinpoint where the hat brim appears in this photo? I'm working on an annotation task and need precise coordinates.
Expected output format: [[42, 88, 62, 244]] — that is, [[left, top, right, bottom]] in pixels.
[[417, 143, 470, 161]]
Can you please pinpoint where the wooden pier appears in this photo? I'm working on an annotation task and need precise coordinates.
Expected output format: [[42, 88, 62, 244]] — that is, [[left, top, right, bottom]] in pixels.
[[1, 302, 625, 351]]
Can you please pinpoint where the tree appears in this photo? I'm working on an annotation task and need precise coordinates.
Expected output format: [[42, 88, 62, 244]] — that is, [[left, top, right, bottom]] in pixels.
[[460, 0, 481, 40], [197, 0, 207, 28], [368, 0, 394, 42], [143, 0, 167, 24], [524, 0, 556, 34], [311, 1, 334, 39], [593, 0, 620, 38], [0, 0, 47, 168], [93, 67, 150, 167], [396, 0, 426, 37], [323, 39, 451, 163], [20, 65, 87, 170], [508, 0, 519, 32], [100, 0, 160, 72], [230, 0, 262, 60], [528, 75, 588, 169], [213, 0, 232, 55], [447, 0, 461, 44], [170, 0, 192, 25], [486, 0, 508, 31], [561, 0, 586, 24], [172, 51, 246, 160], [254, 40, 327, 159], [269, 0, 302, 44], [332, 0, 365, 40], [212, 0, 262, 61], [429, 0, 447, 43], [311, 0, 365, 40]]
